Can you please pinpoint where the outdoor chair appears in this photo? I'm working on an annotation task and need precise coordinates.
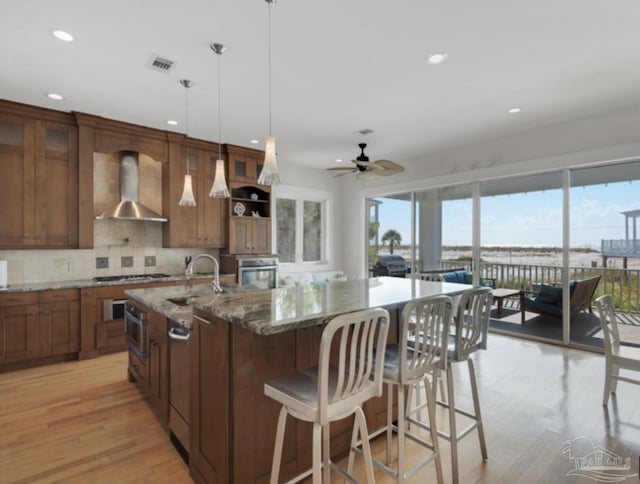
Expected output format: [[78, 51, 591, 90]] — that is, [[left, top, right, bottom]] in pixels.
[[520, 275, 601, 324], [595, 295, 640, 406]]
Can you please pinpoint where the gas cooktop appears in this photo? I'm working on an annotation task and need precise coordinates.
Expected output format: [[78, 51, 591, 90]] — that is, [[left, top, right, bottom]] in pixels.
[[93, 273, 171, 283]]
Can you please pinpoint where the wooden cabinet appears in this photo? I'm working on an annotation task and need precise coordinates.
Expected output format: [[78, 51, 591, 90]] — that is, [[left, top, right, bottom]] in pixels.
[[229, 217, 271, 254], [0, 101, 78, 249], [147, 309, 169, 422], [228, 183, 271, 254], [37, 290, 80, 357], [0, 293, 39, 364], [0, 290, 79, 366], [94, 286, 128, 354], [226, 144, 264, 184], [164, 138, 228, 248], [190, 313, 229, 484]]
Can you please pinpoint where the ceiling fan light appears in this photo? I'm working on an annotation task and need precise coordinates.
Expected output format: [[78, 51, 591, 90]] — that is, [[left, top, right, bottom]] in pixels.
[[209, 159, 230, 198], [258, 136, 280, 185], [178, 174, 197, 206]]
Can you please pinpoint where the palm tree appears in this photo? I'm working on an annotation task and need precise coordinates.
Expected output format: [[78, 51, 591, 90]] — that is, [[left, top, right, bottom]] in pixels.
[[381, 229, 402, 254]]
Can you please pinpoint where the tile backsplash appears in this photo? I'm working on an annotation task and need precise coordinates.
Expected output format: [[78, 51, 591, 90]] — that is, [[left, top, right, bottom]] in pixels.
[[0, 219, 218, 285]]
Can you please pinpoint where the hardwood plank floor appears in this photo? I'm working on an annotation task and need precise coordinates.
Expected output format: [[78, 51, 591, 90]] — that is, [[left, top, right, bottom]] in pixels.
[[1, 334, 639, 483]]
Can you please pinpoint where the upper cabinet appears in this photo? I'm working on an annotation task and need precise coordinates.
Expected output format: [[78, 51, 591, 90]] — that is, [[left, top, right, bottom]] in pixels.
[[0, 102, 78, 249], [226, 144, 264, 184], [226, 144, 271, 254], [163, 137, 228, 248]]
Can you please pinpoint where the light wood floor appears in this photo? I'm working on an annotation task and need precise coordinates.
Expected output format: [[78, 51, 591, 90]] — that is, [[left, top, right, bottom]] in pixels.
[[1, 334, 639, 483]]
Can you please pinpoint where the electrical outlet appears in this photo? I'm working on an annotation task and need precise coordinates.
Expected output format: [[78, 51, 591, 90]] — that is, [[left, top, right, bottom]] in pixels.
[[121, 256, 134, 268], [96, 257, 109, 269], [144, 256, 156, 267]]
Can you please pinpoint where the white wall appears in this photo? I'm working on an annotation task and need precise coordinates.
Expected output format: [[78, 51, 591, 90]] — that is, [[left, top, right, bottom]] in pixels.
[[338, 103, 640, 278]]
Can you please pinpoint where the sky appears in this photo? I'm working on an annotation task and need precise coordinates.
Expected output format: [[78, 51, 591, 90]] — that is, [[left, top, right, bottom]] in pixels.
[[372, 179, 639, 249]]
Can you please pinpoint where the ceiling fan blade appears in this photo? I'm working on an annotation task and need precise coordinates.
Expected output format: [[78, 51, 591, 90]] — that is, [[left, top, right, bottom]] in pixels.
[[372, 159, 405, 175], [326, 167, 356, 171]]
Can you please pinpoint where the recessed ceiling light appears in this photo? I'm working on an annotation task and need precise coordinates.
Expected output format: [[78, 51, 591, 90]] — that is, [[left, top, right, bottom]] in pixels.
[[166, 120, 179, 126], [336, 159, 343, 163], [52, 30, 74, 42], [46, 93, 63, 100], [507, 107, 522, 114], [427, 52, 448, 65], [250, 139, 259, 144]]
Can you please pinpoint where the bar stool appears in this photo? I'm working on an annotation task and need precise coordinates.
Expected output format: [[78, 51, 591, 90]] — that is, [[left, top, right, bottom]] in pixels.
[[264, 308, 390, 484], [353, 294, 454, 483], [439, 286, 492, 484]]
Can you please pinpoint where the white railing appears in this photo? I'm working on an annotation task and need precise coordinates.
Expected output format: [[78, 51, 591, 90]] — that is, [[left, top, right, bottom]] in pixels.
[[440, 260, 640, 314], [602, 239, 640, 256]]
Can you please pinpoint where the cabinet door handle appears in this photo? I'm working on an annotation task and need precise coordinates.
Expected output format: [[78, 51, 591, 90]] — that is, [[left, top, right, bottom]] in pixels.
[[168, 327, 190, 341], [8, 297, 23, 303]]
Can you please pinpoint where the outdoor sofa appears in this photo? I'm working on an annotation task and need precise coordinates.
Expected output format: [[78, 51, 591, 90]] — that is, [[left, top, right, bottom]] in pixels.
[[519, 275, 601, 324]]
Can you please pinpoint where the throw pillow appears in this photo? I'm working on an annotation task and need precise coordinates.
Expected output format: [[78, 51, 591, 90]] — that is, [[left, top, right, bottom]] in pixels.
[[536, 284, 562, 305]]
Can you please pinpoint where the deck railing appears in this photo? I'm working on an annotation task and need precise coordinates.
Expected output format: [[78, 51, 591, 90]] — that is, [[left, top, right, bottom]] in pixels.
[[602, 239, 640, 256], [440, 260, 640, 313]]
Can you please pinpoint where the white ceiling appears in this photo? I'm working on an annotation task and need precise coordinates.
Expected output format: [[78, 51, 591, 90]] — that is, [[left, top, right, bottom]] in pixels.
[[3, 0, 640, 170]]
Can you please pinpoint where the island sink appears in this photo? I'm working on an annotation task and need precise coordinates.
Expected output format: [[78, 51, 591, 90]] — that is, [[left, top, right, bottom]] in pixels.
[[166, 297, 192, 307]]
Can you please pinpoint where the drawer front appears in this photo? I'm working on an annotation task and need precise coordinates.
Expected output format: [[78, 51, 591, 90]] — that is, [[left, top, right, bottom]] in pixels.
[[96, 320, 126, 350], [128, 349, 148, 386], [0, 292, 39, 307], [39, 289, 79, 304]]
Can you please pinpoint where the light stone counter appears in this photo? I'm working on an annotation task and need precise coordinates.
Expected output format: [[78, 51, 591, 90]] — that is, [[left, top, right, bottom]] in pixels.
[[191, 276, 473, 336]]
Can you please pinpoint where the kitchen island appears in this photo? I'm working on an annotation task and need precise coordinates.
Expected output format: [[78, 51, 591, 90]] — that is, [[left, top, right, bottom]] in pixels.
[[128, 276, 472, 484]]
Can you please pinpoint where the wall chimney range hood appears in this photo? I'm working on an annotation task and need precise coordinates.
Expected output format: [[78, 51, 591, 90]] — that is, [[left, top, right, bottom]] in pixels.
[[96, 151, 167, 222]]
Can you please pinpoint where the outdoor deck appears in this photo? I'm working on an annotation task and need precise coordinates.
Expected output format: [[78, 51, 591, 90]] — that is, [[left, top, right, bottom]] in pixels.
[[488, 295, 640, 347]]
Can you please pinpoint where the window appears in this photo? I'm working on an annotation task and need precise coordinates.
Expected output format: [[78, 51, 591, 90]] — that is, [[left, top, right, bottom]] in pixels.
[[275, 188, 328, 264]]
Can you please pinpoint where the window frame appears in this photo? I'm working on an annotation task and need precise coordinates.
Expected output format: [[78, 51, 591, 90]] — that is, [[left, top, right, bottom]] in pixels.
[[274, 186, 330, 266]]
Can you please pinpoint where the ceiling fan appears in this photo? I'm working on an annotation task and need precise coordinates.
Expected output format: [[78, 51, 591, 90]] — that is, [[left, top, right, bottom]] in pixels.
[[327, 143, 404, 180]]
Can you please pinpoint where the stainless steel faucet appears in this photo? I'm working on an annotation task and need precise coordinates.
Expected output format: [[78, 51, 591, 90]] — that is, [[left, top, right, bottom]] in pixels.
[[185, 254, 223, 294]]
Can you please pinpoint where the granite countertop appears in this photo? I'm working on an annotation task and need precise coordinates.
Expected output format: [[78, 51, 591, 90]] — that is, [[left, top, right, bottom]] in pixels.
[[125, 283, 219, 328], [190, 276, 473, 336], [0, 273, 235, 294]]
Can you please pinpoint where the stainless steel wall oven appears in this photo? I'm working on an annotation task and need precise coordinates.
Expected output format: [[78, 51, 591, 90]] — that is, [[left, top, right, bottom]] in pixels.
[[221, 255, 279, 289]]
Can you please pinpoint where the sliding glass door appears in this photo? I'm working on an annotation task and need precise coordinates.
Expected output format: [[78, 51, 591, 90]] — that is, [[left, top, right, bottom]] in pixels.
[[570, 161, 640, 348], [363, 159, 640, 348], [480, 172, 564, 342]]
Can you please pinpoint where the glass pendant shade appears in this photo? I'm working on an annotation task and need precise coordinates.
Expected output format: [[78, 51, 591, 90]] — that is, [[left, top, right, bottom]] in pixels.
[[209, 159, 230, 198], [178, 174, 197, 206], [258, 136, 280, 185]]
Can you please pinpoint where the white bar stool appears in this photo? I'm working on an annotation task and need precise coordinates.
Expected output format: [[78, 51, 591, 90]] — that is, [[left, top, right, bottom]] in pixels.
[[264, 308, 390, 484], [437, 286, 492, 484], [353, 294, 454, 483]]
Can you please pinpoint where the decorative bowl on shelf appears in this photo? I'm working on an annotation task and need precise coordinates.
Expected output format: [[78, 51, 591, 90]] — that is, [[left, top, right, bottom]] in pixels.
[[233, 202, 246, 216], [250, 193, 258, 200]]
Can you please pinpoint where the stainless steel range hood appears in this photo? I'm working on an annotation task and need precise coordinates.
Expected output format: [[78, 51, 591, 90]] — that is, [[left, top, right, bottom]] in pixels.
[[95, 151, 167, 222]]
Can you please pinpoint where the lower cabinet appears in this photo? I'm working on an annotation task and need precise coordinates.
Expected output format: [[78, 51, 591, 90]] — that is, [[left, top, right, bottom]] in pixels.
[[147, 310, 169, 422], [0, 289, 79, 367], [126, 302, 169, 425], [0, 303, 39, 364]]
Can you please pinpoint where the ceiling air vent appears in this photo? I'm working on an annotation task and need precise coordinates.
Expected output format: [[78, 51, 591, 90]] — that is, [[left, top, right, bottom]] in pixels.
[[354, 128, 374, 136], [150, 56, 174, 72]]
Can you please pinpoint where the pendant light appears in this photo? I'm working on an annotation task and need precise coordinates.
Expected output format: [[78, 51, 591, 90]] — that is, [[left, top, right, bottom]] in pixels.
[[257, 0, 281, 186], [209, 43, 230, 198], [178, 79, 197, 206]]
